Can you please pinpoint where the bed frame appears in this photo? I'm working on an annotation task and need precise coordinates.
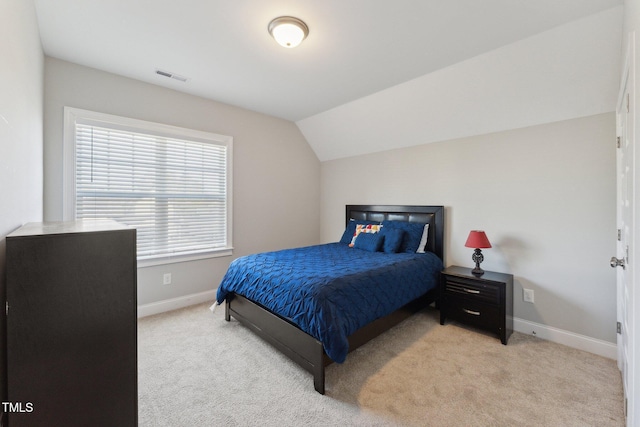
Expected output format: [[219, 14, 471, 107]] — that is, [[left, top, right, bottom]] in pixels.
[[224, 205, 445, 394]]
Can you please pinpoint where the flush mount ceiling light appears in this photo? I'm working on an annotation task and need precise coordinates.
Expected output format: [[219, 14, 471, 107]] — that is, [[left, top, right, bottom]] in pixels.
[[268, 16, 309, 48]]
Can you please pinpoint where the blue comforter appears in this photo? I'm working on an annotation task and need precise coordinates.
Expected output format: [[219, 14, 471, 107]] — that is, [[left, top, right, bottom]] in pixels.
[[216, 243, 443, 363]]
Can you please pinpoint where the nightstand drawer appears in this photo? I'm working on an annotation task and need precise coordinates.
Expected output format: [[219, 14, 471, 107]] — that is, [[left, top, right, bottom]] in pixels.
[[443, 278, 499, 304], [444, 298, 500, 330]]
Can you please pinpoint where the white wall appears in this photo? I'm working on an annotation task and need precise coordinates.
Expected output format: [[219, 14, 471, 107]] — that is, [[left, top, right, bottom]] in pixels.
[[43, 58, 320, 306], [0, 0, 44, 413], [321, 113, 616, 344]]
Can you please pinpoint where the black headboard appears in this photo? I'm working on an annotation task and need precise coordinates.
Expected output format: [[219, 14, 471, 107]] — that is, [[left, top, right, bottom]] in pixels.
[[346, 205, 444, 262]]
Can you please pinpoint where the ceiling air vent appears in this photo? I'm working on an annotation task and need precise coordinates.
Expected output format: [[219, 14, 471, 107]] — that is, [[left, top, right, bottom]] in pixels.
[[155, 69, 189, 83]]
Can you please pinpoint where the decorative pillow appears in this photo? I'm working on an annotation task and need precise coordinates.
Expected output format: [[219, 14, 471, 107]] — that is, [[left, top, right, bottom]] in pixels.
[[339, 219, 378, 244], [416, 224, 430, 253], [353, 231, 384, 252], [349, 223, 382, 247], [379, 227, 404, 253], [381, 220, 428, 253]]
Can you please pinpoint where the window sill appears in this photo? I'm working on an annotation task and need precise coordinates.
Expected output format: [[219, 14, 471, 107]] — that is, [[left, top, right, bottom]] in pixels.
[[137, 248, 233, 268]]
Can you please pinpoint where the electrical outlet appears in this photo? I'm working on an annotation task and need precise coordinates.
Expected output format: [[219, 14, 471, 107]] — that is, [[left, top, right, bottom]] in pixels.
[[163, 273, 172, 285], [523, 288, 534, 303]]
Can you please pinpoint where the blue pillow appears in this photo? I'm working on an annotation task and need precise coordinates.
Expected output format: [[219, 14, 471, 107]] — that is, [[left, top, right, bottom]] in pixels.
[[381, 220, 427, 253], [353, 232, 384, 252], [379, 227, 404, 253], [339, 219, 379, 244]]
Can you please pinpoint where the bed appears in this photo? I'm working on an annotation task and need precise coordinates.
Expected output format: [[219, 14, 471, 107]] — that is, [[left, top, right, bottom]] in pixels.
[[215, 205, 445, 394]]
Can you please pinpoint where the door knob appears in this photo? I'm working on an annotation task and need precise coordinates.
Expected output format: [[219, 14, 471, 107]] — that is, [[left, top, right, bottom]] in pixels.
[[610, 257, 626, 269]]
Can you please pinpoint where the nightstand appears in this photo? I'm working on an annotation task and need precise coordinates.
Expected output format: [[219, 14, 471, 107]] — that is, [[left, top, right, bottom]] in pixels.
[[439, 265, 513, 344]]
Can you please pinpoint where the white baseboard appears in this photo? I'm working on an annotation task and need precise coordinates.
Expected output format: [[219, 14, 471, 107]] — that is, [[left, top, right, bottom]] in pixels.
[[137, 295, 617, 360], [513, 317, 617, 360], [137, 290, 216, 318]]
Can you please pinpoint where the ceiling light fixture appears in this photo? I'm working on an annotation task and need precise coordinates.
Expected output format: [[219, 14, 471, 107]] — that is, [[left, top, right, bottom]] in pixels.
[[268, 16, 309, 48]]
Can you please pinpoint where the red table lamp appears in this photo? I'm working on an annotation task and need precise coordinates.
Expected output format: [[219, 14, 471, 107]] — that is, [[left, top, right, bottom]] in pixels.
[[465, 230, 492, 275]]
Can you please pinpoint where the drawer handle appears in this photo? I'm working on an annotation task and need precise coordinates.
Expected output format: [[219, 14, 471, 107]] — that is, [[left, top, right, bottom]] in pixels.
[[463, 308, 481, 316], [463, 288, 480, 294]]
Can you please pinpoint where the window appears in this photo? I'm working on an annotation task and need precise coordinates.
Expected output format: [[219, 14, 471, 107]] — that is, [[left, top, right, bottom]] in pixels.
[[64, 107, 233, 266]]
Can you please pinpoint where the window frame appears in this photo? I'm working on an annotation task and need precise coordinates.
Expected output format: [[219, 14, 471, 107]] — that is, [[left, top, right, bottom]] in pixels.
[[63, 107, 233, 267]]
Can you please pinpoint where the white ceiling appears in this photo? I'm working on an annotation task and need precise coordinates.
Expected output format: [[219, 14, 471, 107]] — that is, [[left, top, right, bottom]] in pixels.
[[34, 0, 622, 124], [299, 6, 623, 160]]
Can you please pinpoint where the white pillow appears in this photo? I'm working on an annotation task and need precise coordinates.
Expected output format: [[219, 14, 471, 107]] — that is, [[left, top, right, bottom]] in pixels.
[[416, 224, 430, 253]]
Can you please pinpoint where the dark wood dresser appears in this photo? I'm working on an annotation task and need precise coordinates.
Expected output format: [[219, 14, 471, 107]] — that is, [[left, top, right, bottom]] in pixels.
[[440, 265, 513, 344], [5, 220, 137, 427]]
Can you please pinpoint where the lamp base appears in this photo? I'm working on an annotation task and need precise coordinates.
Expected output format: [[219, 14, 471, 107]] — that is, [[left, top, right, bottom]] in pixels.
[[471, 248, 485, 276], [471, 266, 485, 276]]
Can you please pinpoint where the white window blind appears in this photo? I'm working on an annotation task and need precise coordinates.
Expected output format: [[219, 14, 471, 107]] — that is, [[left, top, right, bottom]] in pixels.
[[64, 108, 233, 263]]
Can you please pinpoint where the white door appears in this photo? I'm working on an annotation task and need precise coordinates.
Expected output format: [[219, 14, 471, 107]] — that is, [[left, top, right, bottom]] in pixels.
[[615, 34, 636, 426]]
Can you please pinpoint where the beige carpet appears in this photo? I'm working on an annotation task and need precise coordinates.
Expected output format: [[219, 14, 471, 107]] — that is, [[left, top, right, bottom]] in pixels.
[[138, 303, 624, 426]]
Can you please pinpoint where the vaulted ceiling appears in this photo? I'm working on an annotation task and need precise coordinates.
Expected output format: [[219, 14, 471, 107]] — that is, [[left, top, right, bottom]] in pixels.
[[34, 0, 624, 160]]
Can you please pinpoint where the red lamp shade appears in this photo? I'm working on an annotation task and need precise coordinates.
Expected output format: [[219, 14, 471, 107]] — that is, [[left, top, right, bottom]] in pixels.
[[465, 230, 492, 249]]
